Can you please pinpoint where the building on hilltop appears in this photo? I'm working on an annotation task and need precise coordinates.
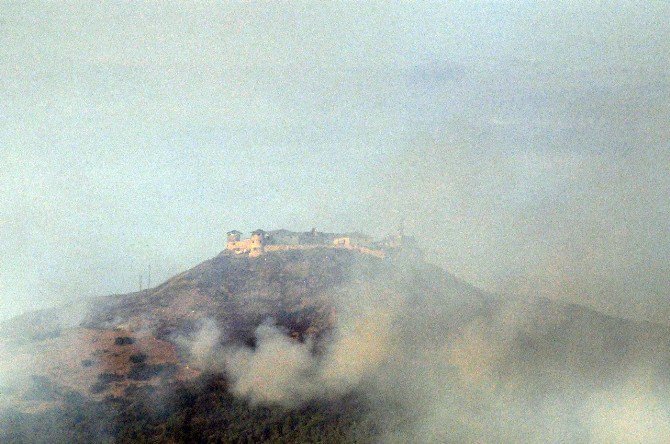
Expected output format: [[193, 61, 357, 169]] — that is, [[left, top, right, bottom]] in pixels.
[[226, 230, 248, 254], [264, 229, 300, 245], [333, 237, 351, 248], [227, 230, 242, 243], [374, 230, 422, 260], [225, 229, 267, 257], [225, 227, 417, 259], [249, 229, 266, 257]]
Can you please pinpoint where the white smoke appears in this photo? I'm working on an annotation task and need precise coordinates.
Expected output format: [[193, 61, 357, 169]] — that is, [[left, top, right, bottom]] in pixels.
[[218, 283, 404, 407], [587, 387, 670, 444], [223, 322, 321, 405], [181, 272, 670, 443], [181, 318, 223, 369]]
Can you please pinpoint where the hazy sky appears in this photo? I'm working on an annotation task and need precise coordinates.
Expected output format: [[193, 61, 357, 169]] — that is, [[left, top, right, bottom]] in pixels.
[[1, 2, 668, 321]]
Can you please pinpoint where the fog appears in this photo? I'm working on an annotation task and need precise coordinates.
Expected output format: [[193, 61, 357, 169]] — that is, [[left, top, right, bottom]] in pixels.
[[0, 3, 669, 441], [166, 259, 670, 442], [1, 2, 667, 322]]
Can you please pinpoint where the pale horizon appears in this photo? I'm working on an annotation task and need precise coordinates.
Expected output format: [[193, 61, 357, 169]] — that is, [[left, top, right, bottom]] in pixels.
[[1, 3, 668, 323]]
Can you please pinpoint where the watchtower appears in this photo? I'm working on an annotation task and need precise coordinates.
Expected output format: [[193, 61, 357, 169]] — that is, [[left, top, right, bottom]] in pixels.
[[249, 229, 266, 257], [226, 230, 242, 250], [227, 230, 242, 242]]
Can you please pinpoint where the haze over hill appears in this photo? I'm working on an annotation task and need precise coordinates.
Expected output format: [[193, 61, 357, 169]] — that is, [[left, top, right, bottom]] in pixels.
[[2, 236, 670, 442], [1, 2, 668, 443], [2, 3, 668, 327]]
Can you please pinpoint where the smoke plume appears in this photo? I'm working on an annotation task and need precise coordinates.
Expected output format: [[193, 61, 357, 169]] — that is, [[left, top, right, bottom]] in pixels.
[[176, 258, 670, 443]]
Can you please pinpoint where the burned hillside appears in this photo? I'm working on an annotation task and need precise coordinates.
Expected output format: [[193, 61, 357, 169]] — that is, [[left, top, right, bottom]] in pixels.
[[2, 247, 670, 442]]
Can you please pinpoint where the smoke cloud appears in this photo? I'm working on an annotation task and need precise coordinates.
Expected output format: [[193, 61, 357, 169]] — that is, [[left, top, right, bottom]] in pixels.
[[2, 2, 668, 328], [174, 260, 670, 442], [185, 283, 404, 407], [1, 2, 668, 442]]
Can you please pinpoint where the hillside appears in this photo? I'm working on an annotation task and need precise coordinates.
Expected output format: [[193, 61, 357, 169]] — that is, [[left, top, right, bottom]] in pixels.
[[2, 247, 670, 442]]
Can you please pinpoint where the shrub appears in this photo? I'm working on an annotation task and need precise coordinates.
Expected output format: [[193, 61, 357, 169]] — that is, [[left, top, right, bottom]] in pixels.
[[129, 353, 147, 364], [128, 363, 177, 381], [97, 373, 125, 384], [89, 381, 108, 394], [114, 336, 134, 345]]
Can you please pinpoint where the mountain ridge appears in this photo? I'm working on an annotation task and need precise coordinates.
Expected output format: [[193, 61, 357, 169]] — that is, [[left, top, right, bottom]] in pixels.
[[3, 246, 670, 442]]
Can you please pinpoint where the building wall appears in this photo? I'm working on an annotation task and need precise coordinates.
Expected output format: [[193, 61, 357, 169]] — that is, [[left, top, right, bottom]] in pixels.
[[333, 237, 351, 248], [227, 239, 251, 254], [249, 233, 265, 257], [267, 243, 385, 258], [227, 233, 241, 243], [227, 232, 388, 259], [265, 244, 321, 252]]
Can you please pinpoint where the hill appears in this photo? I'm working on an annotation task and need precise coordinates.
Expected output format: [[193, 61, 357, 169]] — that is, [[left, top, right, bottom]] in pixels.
[[2, 247, 670, 442]]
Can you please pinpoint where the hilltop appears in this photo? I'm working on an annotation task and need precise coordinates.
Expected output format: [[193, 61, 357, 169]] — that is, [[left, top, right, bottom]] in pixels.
[[0, 247, 474, 404], [2, 241, 670, 442]]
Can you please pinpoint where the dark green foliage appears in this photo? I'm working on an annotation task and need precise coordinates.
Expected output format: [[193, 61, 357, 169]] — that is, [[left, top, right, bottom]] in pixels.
[[128, 363, 177, 381], [90, 381, 109, 394], [98, 373, 126, 384], [0, 374, 375, 443], [114, 336, 134, 345], [90, 372, 127, 394], [129, 353, 148, 364]]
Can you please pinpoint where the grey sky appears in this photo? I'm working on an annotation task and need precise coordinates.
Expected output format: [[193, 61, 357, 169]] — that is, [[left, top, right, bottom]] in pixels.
[[1, 2, 668, 321]]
